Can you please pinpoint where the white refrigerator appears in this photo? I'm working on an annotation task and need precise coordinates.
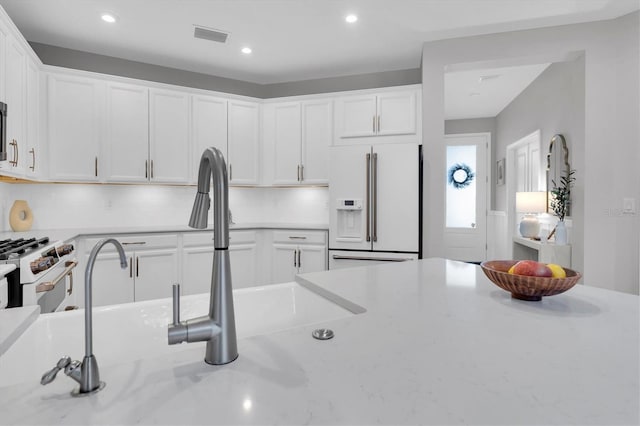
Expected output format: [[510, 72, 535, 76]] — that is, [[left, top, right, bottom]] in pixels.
[[329, 143, 421, 269]]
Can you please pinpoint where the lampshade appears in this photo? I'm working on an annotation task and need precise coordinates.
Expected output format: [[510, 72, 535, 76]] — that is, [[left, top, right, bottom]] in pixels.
[[516, 191, 547, 213]]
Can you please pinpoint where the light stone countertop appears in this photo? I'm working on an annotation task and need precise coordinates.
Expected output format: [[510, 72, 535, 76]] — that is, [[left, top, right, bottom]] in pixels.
[[0, 258, 637, 425], [0, 222, 328, 243]]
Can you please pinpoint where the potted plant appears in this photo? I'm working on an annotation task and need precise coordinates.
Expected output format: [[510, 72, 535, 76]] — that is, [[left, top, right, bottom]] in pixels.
[[549, 169, 575, 244]]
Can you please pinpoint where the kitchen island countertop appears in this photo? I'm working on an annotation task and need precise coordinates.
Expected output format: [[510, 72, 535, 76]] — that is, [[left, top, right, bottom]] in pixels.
[[0, 258, 637, 425]]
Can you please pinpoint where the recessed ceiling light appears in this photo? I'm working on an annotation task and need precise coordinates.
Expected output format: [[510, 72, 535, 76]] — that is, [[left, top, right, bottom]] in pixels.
[[101, 13, 117, 23], [241, 47, 252, 54], [345, 14, 358, 23]]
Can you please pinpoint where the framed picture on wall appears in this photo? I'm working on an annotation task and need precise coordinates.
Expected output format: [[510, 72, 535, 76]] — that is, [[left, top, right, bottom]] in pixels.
[[496, 158, 505, 186]]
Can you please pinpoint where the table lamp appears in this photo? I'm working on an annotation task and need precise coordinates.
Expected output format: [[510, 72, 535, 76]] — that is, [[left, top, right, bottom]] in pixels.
[[516, 191, 547, 238]]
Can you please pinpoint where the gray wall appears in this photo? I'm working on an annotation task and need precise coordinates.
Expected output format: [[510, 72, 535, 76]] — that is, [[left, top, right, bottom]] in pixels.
[[495, 57, 585, 278], [30, 42, 421, 98], [422, 11, 639, 295]]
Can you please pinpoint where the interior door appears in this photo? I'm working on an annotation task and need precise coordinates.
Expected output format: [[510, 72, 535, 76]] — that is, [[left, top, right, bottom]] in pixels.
[[329, 145, 371, 251], [371, 143, 419, 252], [443, 133, 489, 262]]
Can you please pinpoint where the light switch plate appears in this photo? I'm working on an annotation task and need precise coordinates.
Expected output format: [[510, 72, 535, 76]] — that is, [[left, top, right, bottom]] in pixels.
[[623, 198, 636, 214]]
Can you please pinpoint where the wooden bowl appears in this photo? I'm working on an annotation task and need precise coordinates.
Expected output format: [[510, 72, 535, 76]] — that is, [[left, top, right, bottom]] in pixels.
[[480, 260, 582, 301]]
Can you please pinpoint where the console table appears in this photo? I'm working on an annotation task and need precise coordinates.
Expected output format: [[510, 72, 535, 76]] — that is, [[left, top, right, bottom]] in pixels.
[[513, 236, 572, 268]]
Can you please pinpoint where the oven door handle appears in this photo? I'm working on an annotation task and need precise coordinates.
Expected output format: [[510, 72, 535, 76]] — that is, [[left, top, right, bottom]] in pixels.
[[36, 260, 78, 293]]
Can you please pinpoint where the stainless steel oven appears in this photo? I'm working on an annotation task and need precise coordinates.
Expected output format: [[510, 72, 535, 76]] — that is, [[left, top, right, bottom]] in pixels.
[[1, 238, 77, 313]]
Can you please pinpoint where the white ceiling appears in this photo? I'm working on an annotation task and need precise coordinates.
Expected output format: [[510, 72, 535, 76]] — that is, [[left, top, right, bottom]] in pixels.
[[0, 0, 638, 85], [445, 63, 551, 120], [0, 1, 636, 119]]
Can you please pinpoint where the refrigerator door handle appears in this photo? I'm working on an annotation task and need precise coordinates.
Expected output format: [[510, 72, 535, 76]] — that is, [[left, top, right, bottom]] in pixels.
[[372, 152, 378, 242], [332, 255, 414, 262], [365, 152, 371, 242]]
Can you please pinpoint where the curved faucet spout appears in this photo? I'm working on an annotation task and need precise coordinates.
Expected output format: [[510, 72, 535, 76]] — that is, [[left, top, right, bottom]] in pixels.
[[84, 239, 127, 364], [189, 147, 229, 249]]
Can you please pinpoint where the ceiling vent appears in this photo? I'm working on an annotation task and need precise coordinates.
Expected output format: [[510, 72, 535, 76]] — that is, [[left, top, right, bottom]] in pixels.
[[194, 25, 229, 43]]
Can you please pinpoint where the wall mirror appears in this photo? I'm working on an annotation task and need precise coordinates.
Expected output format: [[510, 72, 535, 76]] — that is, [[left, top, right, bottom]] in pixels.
[[546, 134, 571, 216]]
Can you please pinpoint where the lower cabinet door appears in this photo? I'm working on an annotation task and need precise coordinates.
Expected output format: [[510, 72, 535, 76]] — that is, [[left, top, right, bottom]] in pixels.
[[271, 244, 298, 284], [229, 243, 258, 289], [182, 246, 214, 296], [83, 252, 134, 307], [134, 249, 179, 302], [298, 245, 327, 274]]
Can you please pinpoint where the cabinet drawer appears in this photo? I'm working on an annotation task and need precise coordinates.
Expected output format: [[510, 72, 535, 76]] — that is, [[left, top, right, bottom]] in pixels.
[[183, 230, 257, 247], [84, 234, 178, 251], [272, 230, 326, 245]]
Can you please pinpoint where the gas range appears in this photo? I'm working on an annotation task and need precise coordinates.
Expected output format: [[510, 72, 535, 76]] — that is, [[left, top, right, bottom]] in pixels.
[[0, 237, 76, 312]]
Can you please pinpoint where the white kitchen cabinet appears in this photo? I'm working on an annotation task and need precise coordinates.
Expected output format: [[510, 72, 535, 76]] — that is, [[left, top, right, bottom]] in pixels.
[[0, 34, 26, 175], [270, 230, 327, 284], [191, 94, 227, 182], [24, 58, 40, 178], [228, 100, 260, 184], [77, 234, 179, 307], [334, 89, 419, 144], [104, 82, 149, 183], [269, 100, 331, 185], [149, 89, 191, 184], [47, 73, 102, 181], [182, 230, 259, 295]]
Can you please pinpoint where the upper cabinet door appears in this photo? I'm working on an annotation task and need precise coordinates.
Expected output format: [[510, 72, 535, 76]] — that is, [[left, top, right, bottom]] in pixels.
[[272, 102, 301, 185], [191, 95, 227, 183], [104, 83, 149, 183], [376, 91, 417, 136], [2, 36, 26, 175], [25, 59, 39, 177], [335, 95, 377, 138], [228, 100, 260, 185], [48, 74, 102, 181], [301, 100, 332, 184], [149, 89, 190, 184]]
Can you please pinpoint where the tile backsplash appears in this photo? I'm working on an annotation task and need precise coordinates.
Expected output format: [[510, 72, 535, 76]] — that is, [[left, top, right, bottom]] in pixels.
[[1, 183, 329, 231]]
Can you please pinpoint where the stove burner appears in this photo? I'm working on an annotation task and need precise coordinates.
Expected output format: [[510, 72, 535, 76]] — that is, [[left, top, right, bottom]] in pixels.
[[0, 237, 50, 260]]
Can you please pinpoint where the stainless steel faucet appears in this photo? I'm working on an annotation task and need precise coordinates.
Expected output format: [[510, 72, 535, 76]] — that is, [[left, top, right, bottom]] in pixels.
[[168, 147, 238, 365], [41, 238, 128, 395]]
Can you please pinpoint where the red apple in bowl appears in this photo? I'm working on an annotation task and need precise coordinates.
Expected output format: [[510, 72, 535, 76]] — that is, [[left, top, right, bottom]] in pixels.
[[511, 260, 553, 277]]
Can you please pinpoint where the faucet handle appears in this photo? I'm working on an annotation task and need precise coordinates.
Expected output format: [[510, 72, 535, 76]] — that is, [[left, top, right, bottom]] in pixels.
[[41, 356, 71, 385], [172, 283, 180, 326]]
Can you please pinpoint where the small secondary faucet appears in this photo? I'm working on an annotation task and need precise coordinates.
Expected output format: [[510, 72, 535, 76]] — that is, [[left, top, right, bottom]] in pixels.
[[168, 147, 238, 365], [41, 238, 128, 395]]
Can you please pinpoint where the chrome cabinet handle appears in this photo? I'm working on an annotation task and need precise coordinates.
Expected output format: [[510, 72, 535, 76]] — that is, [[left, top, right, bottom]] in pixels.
[[150, 160, 154, 179], [300, 164, 304, 181], [121, 241, 146, 246], [129, 256, 133, 278], [9, 140, 17, 166], [297, 164, 300, 182], [229, 164, 233, 181], [372, 116, 376, 133], [366, 152, 371, 242], [95, 157, 98, 177], [136, 257, 139, 277], [377, 115, 380, 133], [297, 249, 301, 268], [332, 255, 414, 262], [288, 236, 307, 240], [372, 152, 378, 242], [145, 160, 148, 179], [29, 148, 35, 171], [293, 249, 297, 267]]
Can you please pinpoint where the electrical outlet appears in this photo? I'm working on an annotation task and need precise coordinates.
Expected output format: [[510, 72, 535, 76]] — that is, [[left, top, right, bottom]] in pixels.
[[623, 198, 636, 215]]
